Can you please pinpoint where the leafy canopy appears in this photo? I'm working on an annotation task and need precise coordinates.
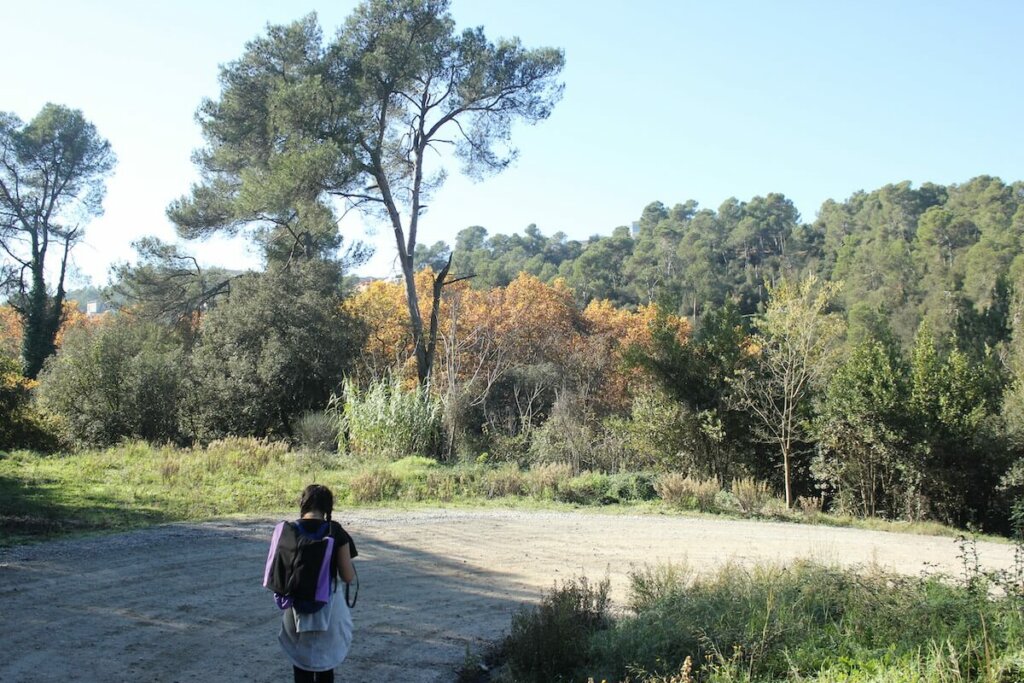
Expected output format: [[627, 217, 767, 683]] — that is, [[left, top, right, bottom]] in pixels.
[[169, 0, 564, 383], [0, 103, 115, 377]]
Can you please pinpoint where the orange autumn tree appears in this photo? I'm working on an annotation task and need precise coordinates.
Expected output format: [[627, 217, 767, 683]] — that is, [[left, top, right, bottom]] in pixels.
[[0, 305, 20, 359], [428, 273, 584, 451], [343, 279, 415, 381], [343, 270, 453, 383], [344, 271, 694, 457], [0, 301, 110, 368], [55, 301, 112, 347], [578, 301, 689, 415]]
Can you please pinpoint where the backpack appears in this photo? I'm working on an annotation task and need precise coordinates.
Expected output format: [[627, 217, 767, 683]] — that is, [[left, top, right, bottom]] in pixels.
[[263, 520, 336, 614]]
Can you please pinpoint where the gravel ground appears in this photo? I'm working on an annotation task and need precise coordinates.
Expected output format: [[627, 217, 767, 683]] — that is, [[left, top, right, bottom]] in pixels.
[[0, 509, 1015, 682]]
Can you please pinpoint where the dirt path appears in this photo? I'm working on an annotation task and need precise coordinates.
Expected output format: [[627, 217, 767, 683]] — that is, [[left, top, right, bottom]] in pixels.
[[0, 509, 1015, 682]]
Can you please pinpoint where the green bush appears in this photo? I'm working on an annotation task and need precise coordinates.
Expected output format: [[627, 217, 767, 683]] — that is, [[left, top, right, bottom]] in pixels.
[[760, 497, 791, 517], [292, 410, 339, 452], [36, 317, 185, 447], [0, 354, 61, 451], [530, 404, 648, 475], [387, 455, 440, 501], [555, 471, 612, 505], [199, 437, 290, 476], [627, 562, 692, 614], [184, 261, 363, 442], [389, 454, 439, 476], [424, 469, 459, 501], [580, 559, 1024, 683], [507, 575, 611, 683], [486, 431, 531, 465], [604, 472, 658, 503], [618, 389, 690, 470], [348, 467, 400, 503], [341, 376, 441, 459], [424, 463, 480, 501]]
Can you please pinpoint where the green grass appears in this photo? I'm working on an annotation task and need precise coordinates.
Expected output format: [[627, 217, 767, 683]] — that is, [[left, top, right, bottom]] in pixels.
[[501, 559, 1024, 683], [0, 442, 1003, 546]]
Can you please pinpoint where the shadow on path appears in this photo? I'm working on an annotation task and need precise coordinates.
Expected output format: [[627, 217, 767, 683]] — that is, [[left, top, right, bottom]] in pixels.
[[0, 472, 170, 545], [0, 518, 539, 683]]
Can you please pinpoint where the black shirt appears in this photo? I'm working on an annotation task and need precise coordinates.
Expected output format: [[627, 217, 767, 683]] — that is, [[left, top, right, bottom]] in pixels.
[[296, 519, 358, 578]]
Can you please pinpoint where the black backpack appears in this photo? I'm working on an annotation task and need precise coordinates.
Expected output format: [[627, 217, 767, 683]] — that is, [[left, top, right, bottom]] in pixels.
[[263, 520, 336, 614]]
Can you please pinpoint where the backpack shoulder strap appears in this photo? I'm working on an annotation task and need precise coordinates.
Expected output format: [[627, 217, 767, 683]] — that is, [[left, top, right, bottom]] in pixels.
[[314, 536, 336, 603], [262, 521, 288, 589]]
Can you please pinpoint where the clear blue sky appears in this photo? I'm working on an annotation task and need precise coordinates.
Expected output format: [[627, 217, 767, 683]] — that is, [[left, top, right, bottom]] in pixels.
[[5, 0, 1023, 285]]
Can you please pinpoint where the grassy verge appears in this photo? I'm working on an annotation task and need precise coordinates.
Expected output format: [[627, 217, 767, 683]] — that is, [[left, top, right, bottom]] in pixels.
[[0, 441, 1001, 546], [498, 556, 1024, 682]]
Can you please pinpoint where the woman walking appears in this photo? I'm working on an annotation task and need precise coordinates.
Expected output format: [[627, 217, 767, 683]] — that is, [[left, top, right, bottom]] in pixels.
[[273, 484, 358, 683]]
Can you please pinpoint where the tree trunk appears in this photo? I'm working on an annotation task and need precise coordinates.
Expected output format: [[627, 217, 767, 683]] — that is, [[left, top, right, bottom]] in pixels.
[[782, 445, 792, 508], [399, 253, 429, 385], [421, 254, 453, 385], [21, 269, 63, 379]]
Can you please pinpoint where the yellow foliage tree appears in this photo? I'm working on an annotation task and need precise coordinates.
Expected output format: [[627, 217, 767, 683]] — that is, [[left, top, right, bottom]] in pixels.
[[578, 300, 690, 415], [1, 301, 111, 365], [0, 305, 20, 359], [344, 270, 693, 454], [343, 270, 448, 383]]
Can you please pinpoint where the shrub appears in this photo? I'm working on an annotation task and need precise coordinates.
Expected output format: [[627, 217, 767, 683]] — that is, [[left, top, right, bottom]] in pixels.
[[797, 494, 823, 515], [656, 473, 720, 512], [588, 426, 635, 474], [486, 431, 531, 465], [36, 318, 185, 447], [388, 455, 440, 501], [730, 477, 772, 514], [604, 472, 658, 503], [204, 437, 289, 475], [389, 454, 439, 476], [292, 410, 339, 452], [349, 467, 400, 503], [479, 463, 525, 498], [184, 261, 363, 441], [425, 469, 459, 501], [760, 497, 792, 517], [531, 406, 650, 474], [292, 448, 339, 475], [0, 354, 61, 451], [556, 471, 612, 505], [627, 562, 692, 614], [524, 462, 574, 499], [153, 437, 291, 487], [528, 393, 598, 472], [507, 575, 611, 683], [619, 389, 690, 471], [342, 376, 441, 459]]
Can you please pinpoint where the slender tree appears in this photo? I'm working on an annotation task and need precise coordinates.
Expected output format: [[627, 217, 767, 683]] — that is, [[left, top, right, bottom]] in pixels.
[[170, 1, 565, 385], [735, 275, 844, 507], [0, 104, 115, 377]]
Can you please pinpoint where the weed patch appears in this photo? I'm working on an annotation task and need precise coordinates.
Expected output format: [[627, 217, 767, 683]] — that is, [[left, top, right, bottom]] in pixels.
[[500, 557, 1024, 683]]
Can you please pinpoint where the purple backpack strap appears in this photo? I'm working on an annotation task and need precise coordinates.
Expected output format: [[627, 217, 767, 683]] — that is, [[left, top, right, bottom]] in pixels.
[[263, 521, 286, 588], [314, 536, 335, 603]]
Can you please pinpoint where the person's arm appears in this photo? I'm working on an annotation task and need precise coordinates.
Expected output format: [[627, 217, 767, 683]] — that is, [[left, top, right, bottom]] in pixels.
[[336, 541, 356, 584]]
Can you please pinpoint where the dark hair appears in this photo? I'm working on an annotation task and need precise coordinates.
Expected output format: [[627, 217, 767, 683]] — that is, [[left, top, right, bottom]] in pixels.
[[299, 484, 334, 521]]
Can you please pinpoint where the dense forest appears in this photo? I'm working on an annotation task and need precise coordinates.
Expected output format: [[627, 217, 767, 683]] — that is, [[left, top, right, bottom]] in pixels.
[[444, 176, 1021, 346], [4, 175, 1024, 533]]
